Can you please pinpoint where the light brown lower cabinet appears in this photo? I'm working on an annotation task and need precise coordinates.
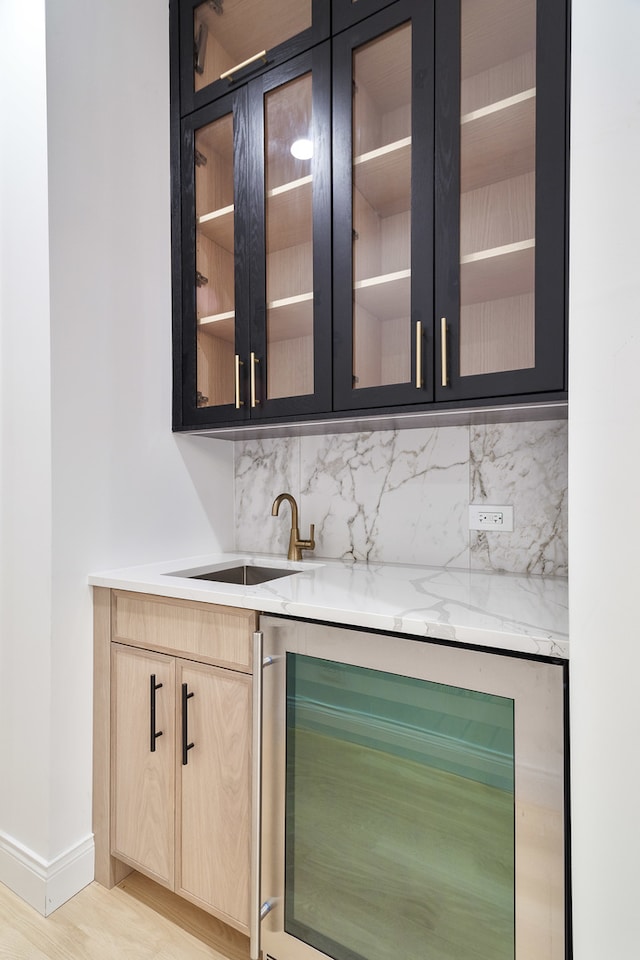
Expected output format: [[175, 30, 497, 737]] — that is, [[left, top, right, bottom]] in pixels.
[[111, 645, 176, 888], [94, 589, 257, 937]]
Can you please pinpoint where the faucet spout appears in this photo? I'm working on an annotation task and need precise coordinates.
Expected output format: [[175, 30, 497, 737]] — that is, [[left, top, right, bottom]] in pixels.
[[271, 493, 315, 561]]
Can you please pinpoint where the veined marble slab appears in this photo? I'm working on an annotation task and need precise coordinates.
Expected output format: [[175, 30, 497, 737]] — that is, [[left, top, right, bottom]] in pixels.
[[234, 420, 568, 577], [89, 553, 568, 659]]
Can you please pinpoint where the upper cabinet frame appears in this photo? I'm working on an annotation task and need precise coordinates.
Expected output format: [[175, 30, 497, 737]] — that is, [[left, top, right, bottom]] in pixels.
[[332, 0, 400, 34]]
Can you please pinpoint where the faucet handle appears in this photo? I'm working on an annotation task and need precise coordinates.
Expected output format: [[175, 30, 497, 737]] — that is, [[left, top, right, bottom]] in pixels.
[[296, 523, 315, 553]]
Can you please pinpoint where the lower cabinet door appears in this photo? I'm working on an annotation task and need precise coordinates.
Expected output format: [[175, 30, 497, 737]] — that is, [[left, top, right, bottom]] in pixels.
[[176, 659, 252, 932], [111, 643, 176, 887]]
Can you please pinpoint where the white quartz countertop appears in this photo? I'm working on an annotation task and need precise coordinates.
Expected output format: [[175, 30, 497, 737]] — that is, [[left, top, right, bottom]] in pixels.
[[88, 552, 568, 659]]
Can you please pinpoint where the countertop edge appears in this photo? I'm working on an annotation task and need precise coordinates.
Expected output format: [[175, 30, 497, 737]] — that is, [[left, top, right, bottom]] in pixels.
[[89, 554, 569, 661]]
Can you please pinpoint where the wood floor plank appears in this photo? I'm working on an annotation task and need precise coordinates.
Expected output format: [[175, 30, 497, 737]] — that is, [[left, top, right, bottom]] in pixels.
[[0, 872, 248, 960]]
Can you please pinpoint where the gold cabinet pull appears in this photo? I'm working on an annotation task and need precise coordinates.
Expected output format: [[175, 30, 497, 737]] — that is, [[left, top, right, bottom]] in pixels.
[[235, 354, 244, 409], [415, 321, 423, 389], [441, 317, 449, 387], [220, 50, 267, 82], [250, 352, 259, 408]]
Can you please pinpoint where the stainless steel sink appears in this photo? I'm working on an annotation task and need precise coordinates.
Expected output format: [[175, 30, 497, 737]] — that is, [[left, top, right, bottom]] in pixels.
[[180, 564, 300, 586]]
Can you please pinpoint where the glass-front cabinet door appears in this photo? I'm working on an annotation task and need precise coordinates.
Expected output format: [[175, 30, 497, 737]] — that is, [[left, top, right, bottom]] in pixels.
[[180, 47, 331, 427], [248, 46, 332, 419], [179, 0, 330, 116], [181, 89, 249, 425], [434, 0, 567, 401], [332, 1, 435, 412]]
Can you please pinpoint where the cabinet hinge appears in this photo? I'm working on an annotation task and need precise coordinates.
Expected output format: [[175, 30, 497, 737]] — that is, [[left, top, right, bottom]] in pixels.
[[194, 23, 208, 75], [195, 149, 207, 167], [207, 0, 223, 13], [196, 271, 209, 287]]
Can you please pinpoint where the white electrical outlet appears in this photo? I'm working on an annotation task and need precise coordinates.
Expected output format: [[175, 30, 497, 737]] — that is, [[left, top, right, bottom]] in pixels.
[[469, 504, 514, 532]]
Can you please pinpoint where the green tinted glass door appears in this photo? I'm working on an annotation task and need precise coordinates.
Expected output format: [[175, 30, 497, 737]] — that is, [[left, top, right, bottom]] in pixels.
[[284, 653, 515, 960]]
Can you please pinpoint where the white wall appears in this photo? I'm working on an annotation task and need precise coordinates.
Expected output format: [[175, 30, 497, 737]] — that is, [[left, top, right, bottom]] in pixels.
[[0, 0, 55, 878], [568, 0, 640, 955], [0, 0, 235, 913]]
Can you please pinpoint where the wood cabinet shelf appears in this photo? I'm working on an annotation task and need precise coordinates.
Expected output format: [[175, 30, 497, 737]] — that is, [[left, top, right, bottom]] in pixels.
[[266, 176, 313, 251], [268, 292, 313, 341], [354, 137, 411, 218], [197, 205, 234, 252], [461, 89, 536, 192], [460, 239, 534, 305], [198, 311, 235, 342], [354, 269, 410, 321]]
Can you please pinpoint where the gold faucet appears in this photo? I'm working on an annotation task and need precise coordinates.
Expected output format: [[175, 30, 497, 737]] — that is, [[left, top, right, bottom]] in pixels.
[[271, 493, 315, 561]]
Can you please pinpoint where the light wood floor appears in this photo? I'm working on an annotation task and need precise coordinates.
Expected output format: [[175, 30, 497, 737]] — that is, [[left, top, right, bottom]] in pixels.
[[0, 871, 249, 960]]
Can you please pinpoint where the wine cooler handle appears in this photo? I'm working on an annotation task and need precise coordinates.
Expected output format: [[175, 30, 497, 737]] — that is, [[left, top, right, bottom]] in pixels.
[[181, 682, 195, 765], [150, 674, 163, 753]]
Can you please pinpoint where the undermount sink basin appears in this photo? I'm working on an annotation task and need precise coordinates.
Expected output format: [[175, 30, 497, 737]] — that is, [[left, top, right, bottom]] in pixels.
[[178, 564, 300, 586]]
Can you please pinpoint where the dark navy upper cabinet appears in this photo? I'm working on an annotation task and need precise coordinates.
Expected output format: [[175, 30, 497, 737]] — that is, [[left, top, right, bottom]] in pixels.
[[171, 0, 568, 433]]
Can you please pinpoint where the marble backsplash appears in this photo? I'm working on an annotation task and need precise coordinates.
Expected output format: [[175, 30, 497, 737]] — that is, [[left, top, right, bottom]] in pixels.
[[234, 420, 568, 577]]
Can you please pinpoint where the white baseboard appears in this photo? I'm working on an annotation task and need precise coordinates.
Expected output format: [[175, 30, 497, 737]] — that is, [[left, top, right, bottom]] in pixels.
[[0, 831, 95, 916]]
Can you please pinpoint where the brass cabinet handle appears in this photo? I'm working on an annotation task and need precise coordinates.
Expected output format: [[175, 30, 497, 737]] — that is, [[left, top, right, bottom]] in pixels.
[[220, 50, 267, 82], [250, 352, 259, 408], [235, 354, 244, 409], [441, 317, 449, 387], [415, 320, 423, 389]]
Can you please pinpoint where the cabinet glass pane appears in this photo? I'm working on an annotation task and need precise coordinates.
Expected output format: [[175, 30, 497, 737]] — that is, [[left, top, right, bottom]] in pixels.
[[193, 0, 312, 95], [194, 113, 235, 408], [459, 0, 536, 377], [352, 24, 412, 390], [265, 72, 314, 400], [285, 653, 515, 960]]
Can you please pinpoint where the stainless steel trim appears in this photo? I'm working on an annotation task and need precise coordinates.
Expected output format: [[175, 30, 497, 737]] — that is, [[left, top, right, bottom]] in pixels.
[[250, 630, 264, 960], [415, 320, 423, 389]]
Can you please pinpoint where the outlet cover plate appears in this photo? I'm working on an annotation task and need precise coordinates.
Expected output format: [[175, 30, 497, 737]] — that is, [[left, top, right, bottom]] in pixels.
[[469, 504, 514, 532]]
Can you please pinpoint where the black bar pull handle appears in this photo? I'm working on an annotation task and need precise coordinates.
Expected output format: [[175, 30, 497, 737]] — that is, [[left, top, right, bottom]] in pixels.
[[150, 674, 163, 752], [182, 682, 195, 765]]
